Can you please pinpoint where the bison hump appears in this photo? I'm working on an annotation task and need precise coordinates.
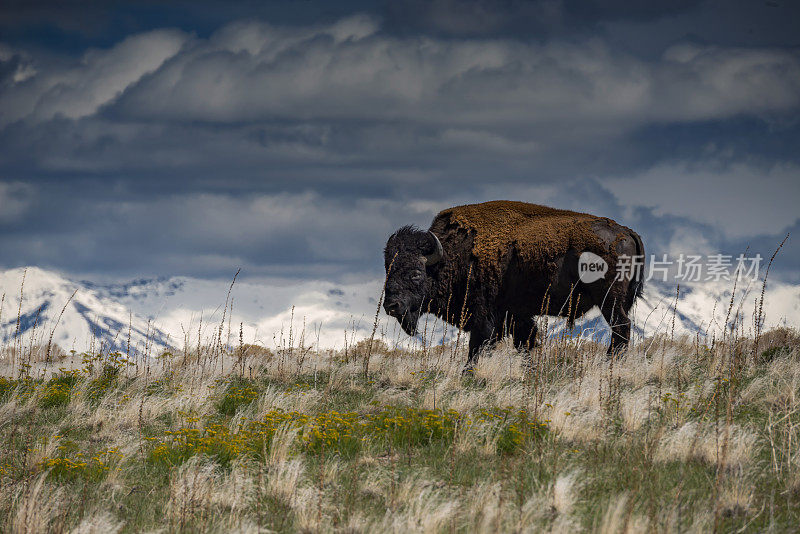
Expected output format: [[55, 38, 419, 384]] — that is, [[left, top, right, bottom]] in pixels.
[[435, 200, 612, 282]]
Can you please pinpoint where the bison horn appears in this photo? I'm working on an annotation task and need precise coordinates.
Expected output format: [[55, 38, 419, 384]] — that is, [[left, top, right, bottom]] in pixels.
[[423, 231, 444, 266]]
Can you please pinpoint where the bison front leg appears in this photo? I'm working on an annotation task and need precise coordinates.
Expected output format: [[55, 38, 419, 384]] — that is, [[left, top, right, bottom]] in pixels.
[[463, 320, 496, 375]]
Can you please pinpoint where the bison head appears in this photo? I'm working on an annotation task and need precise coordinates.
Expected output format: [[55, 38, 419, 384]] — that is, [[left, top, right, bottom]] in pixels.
[[382, 226, 443, 335]]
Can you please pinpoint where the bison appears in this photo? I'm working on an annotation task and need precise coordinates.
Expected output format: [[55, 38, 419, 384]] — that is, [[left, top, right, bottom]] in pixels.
[[383, 200, 644, 371]]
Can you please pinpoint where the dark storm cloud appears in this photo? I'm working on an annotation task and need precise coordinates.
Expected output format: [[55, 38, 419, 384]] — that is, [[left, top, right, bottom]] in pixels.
[[0, 185, 436, 279], [385, 0, 703, 38], [103, 26, 799, 126], [0, 2, 799, 283]]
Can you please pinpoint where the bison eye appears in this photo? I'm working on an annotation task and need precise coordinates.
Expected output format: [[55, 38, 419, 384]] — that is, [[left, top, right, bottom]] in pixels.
[[411, 271, 424, 283]]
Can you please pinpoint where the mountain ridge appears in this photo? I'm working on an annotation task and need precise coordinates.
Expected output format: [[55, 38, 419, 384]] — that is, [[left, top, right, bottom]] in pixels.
[[2, 266, 798, 356], [0, 267, 172, 357]]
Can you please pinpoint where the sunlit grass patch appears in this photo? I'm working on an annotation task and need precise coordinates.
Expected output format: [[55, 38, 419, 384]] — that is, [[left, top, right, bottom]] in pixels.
[[480, 408, 549, 454], [38, 382, 71, 409], [36, 353, 137, 409], [149, 422, 260, 467], [216, 379, 260, 415], [299, 410, 361, 454], [285, 381, 312, 394], [146, 405, 548, 467], [0, 376, 16, 401], [38, 444, 122, 482], [148, 408, 363, 466], [0, 376, 32, 402], [80, 351, 135, 376], [367, 405, 461, 448], [38, 370, 80, 409], [85, 365, 122, 404]]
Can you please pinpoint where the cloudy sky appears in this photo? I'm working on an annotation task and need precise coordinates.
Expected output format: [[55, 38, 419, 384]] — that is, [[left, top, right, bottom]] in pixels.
[[1, 0, 799, 288]]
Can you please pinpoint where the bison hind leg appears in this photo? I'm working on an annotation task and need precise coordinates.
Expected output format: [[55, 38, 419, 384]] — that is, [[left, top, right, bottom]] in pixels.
[[511, 317, 538, 352], [601, 301, 631, 358]]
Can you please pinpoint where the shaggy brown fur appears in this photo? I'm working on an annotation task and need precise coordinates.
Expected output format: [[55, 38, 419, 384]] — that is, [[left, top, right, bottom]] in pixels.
[[436, 201, 620, 287]]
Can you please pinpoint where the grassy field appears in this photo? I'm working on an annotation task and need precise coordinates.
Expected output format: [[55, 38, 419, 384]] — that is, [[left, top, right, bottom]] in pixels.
[[0, 325, 799, 533]]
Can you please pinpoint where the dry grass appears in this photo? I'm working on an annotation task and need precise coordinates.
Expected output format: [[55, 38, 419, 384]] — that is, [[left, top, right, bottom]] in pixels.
[[11, 474, 64, 534], [0, 309, 798, 532]]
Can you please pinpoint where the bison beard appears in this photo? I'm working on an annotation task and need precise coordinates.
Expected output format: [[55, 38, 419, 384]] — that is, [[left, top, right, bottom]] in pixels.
[[383, 201, 644, 373]]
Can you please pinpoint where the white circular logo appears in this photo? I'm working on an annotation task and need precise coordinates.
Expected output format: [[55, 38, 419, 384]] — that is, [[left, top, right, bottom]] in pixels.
[[578, 251, 608, 283]]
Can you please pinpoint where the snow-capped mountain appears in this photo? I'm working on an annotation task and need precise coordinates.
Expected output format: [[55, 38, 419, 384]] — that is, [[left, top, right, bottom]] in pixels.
[[549, 276, 799, 344], [1, 266, 798, 356], [1, 267, 391, 354], [0, 267, 172, 356], [85, 273, 388, 350]]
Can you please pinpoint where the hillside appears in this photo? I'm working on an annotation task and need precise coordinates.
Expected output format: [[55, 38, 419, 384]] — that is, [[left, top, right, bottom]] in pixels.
[[0, 326, 798, 532]]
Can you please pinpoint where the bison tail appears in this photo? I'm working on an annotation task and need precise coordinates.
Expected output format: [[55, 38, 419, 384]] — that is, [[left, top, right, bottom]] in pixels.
[[627, 230, 645, 309]]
